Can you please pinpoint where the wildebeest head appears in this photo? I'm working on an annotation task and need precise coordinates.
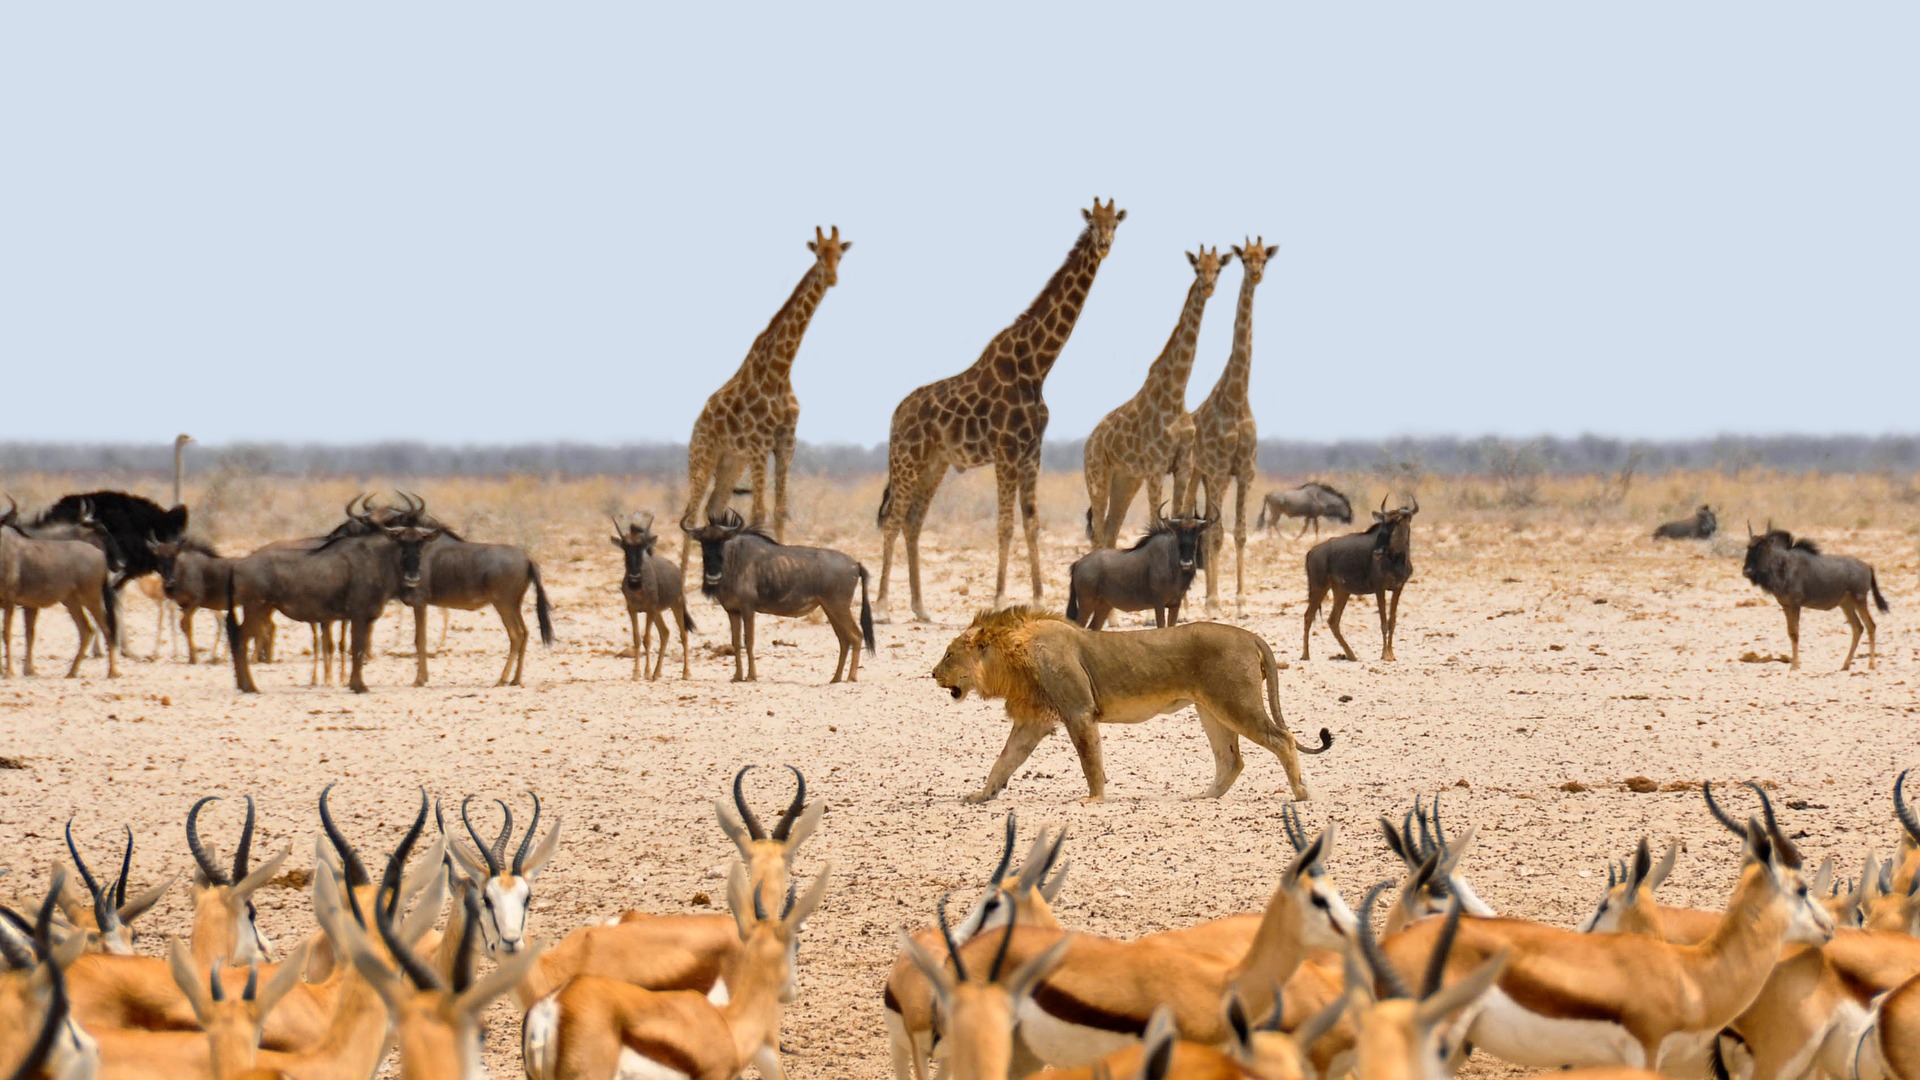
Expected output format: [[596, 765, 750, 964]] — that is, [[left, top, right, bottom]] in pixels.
[[1154, 508, 1216, 572], [610, 512, 660, 591], [1697, 505, 1717, 536], [1371, 495, 1419, 560], [806, 225, 852, 287], [682, 509, 748, 596], [0, 496, 16, 529], [357, 497, 443, 590], [1742, 521, 1802, 589]]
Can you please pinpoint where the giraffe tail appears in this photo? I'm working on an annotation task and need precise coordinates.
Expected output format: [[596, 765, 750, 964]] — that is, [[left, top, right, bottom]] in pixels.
[[876, 481, 893, 529]]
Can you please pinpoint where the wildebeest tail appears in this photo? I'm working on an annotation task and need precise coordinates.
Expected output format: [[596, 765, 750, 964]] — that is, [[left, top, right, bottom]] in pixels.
[[1084, 507, 1094, 542], [1256, 501, 1268, 530], [1065, 582, 1080, 623], [99, 572, 118, 651], [876, 481, 893, 529], [1871, 568, 1891, 613], [529, 562, 555, 646], [680, 606, 696, 633], [858, 564, 876, 653]]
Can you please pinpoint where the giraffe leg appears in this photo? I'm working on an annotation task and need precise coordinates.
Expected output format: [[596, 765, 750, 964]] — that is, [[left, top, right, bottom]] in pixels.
[[1102, 475, 1143, 549], [1232, 465, 1252, 616], [1171, 443, 1196, 517], [679, 427, 720, 574], [1083, 450, 1111, 547], [1199, 477, 1226, 617], [1021, 462, 1045, 603], [748, 454, 770, 531], [990, 466, 1018, 609], [902, 466, 947, 623], [875, 447, 923, 623], [772, 425, 795, 542]]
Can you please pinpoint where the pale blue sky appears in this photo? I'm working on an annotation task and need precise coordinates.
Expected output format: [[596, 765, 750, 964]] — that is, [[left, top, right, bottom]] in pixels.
[[4, 5, 1915, 445]]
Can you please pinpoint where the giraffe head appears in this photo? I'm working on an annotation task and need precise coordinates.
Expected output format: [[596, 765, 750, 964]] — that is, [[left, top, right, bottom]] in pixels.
[[1186, 245, 1231, 298], [807, 226, 851, 286], [1080, 199, 1127, 260], [1231, 236, 1281, 285]]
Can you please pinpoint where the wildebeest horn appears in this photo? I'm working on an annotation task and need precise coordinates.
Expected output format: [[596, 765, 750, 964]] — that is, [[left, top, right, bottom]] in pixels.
[[1379, 494, 1389, 514], [186, 797, 232, 886], [1406, 494, 1419, 515], [639, 511, 655, 532], [771, 765, 807, 842], [610, 515, 627, 540], [732, 766, 767, 841]]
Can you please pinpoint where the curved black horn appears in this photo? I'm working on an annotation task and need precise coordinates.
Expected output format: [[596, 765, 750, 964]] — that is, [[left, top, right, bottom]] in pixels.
[[1744, 782, 1800, 869], [987, 903, 1018, 983], [487, 801, 513, 872], [936, 891, 969, 984], [511, 791, 541, 877], [1379, 494, 1389, 514], [989, 812, 1018, 888], [460, 796, 501, 877], [232, 795, 255, 883], [374, 792, 445, 993], [1896, 769, 1920, 846], [1280, 804, 1308, 853], [318, 784, 371, 890], [1358, 881, 1413, 1000], [112, 826, 133, 912], [1419, 898, 1463, 1000], [451, 880, 482, 994], [64, 818, 114, 930], [1701, 782, 1746, 838], [242, 962, 259, 1001], [732, 766, 767, 841], [771, 765, 807, 842]]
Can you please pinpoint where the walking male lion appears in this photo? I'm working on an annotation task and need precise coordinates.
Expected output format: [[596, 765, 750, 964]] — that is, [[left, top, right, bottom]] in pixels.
[[932, 607, 1332, 803]]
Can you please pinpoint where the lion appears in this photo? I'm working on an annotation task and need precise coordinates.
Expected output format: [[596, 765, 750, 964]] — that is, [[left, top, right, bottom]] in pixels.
[[932, 607, 1332, 803]]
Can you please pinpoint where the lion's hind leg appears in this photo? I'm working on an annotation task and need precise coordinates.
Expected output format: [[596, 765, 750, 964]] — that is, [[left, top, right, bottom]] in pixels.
[[1194, 708, 1245, 799], [966, 720, 1055, 804], [1220, 696, 1312, 801]]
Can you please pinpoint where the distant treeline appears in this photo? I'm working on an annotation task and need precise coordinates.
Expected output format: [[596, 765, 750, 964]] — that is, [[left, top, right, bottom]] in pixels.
[[2, 434, 1916, 481]]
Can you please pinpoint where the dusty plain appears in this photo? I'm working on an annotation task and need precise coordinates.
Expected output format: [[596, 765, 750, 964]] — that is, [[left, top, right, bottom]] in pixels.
[[1, 468, 1916, 1079]]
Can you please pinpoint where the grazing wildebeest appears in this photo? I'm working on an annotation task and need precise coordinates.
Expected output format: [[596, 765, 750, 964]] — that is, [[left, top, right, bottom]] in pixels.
[[611, 513, 693, 681], [1256, 482, 1354, 539], [1742, 522, 1890, 670], [0, 498, 119, 678], [148, 538, 231, 663], [1653, 505, 1717, 540], [392, 495, 552, 688], [1301, 495, 1418, 662], [1064, 510, 1213, 630], [683, 509, 875, 683], [225, 504, 442, 693]]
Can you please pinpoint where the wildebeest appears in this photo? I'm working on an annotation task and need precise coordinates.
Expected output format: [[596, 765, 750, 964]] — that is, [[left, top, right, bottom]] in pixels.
[[148, 538, 230, 663], [1301, 495, 1418, 662], [1742, 523, 1890, 670], [1064, 510, 1213, 630], [1654, 505, 1717, 540], [31, 491, 187, 583], [225, 503, 442, 693], [0, 498, 119, 678], [611, 513, 693, 681], [393, 495, 553, 688], [683, 509, 875, 683], [1256, 482, 1354, 538]]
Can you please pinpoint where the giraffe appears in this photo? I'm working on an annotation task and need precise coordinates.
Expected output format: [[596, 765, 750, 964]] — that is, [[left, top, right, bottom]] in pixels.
[[678, 226, 849, 569], [1191, 236, 1279, 616], [875, 199, 1125, 622], [1081, 245, 1230, 549]]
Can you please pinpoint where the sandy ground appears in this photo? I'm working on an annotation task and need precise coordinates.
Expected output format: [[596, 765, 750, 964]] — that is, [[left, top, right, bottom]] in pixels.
[[1, 478, 1917, 1079]]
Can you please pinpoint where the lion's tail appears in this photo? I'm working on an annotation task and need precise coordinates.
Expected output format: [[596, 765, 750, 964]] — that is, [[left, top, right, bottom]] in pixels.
[[1258, 635, 1333, 756]]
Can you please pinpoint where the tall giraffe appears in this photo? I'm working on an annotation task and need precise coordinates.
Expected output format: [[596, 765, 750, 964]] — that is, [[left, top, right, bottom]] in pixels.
[[1081, 245, 1230, 548], [875, 200, 1125, 622], [1191, 237, 1278, 616], [678, 226, 849, 564]]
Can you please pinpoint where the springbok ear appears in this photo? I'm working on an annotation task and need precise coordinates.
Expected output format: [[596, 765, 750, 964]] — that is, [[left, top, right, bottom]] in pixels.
[[1810, 857, 1834, 898], [781, 803, 824, 854], [726, 864, 754, 941], [118, 871, 179, 923], [1140, 1004, 1176, 1079], [1647, 841, 1680, 891], [714, 802, 754, 859], [256, 940, 311, 1019], [1223, 991, 1253, 1054], [784, 864, 832, 931], [167, 939, 214, 1026], [521, 820, 563, 880]]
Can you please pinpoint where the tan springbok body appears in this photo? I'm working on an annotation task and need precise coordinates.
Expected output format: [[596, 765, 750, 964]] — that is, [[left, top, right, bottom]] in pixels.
[[1035, 995, 1346, 1080], [520, 862, 829, 1080]]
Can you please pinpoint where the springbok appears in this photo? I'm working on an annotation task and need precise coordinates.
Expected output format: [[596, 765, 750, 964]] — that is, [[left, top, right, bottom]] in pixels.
[[612, 512, 694, 680], [442, 791, 562, 956], [0, 497, 119, 679], [59, 818, 172, 956], [520, 861, 829, 1080], [0, 872, 97, 1080], [893, 900, 1071, 1080], [1346, 886, 1511, 1080], [184, 795, 290, 966], [1046, 995, 1346, 1080]]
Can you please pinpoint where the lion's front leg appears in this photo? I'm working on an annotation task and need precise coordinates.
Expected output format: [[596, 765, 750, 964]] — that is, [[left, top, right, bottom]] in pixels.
[[1063, 713, 1107, 803], [966, 720, 1054, 804]]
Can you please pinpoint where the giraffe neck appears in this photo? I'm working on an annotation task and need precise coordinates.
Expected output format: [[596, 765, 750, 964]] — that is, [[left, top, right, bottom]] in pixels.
[[977, 227, 1104, 382], [745, 260, 832, 382], [1210, 271, 1260, 407], [1141, 276, 1213, 411]]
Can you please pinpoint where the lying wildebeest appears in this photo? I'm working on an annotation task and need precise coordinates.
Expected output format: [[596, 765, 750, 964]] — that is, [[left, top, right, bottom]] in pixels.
[[1256, 482, 1354, 539], [1653, 505, 1717, 540], [389, 494, 553, 688], [1301, 495, 1418, 662], [1742, 522, 1890, 670], [611, 512, 693, 681], [683, 509, 874, 683], [225, 502, 442, 693], [149, 537, 230, 663], [1064, 510, 1213, 630], [0, 497, 119, 678]]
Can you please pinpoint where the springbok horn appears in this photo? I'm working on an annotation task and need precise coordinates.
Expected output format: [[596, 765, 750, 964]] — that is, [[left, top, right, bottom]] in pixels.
[[1357, 881, 1413, 1000], [988, 813, 1017, 888], [936, 891, 969, 984], [487, 800, 513, 876], [65, 818, 119, 932], [112, 826, 134, 911], [1702, 782, 1746, 838], [187, 797, 230, 886], [460, 796, 501, 877], [771, 766, 807, 842], [1745, 782, 1801, 869], [232, 796, 255, 884], [1419, 898, 1463, 999], [732, 767, 767, 841], [511, 792, 541, 877], [987, 903, 1019, 983], [1896, 769, 1920, 845]]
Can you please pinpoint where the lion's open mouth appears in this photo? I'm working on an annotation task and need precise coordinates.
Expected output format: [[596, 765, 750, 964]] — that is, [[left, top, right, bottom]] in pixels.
[[948, 686, 964, 700]]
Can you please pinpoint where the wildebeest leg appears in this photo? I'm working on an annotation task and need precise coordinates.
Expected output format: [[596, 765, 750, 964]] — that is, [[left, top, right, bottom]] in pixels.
[[232, 609, 263, 694], [181, 608, 198, 664], [63, 600, 90, 678], [412, 603, 431, 687], [347, 619, 371, 694], [1020, 460, 1045, 603], [1782, 603, 1801, 671], [965, 720, 1054, 804], [434, 607, 450, 657], [1858, 594, 1878, 670], [1327, 590, 1358, 662], [1839, 598, 1863, 672], [83, 591, 116, 679], [1087, 604, 1111, 632], [498, 598, 529, 687], [1062, 712, 1107, 803], [309, 625, 323, 687], [675, 602, 691, 680], [2, 604, 13, 676], [637, 607, 652, 680], [1386, 587, 1404, 661], [1195, 710, 1245, 799], [742, 610, 759, 682], [824, 600, 859, 684], [22, 608, 38, 677], [1295, 516, 1312, 540], [648, 612, 670, 681], [1301, 585, 1325, 662], [726, 611, 744, 681], [1376, 590, 1394, 661]]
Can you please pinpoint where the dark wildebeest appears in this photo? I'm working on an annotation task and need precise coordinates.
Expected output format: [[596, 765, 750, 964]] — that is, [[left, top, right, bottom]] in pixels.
[[224, 504, 442, 693], [1256, 482, 1354, 539], [683, 509, 875, 683], [148, 538, 231, 663], [31, 491, 187, 583], [1741, 522, 1890, 670], [1301, 495, 1418, 662], [393, 495, 553, 688], [1064, 511, 1213, 630], [611, 513, 694, 681], [1653, 505, 1717, 540], [0, 498, 119, 678]]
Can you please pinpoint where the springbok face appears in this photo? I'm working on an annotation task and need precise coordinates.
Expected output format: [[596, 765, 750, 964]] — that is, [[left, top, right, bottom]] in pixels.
[[726, 860, 830, 1006], [1703, 781, 1835, 947], [1185, 245, 1230, 299], [186, 795, 288, 965], [446, 792, 561, 956], [63, 819, 170, 956], [1081, 199, 1127, 260], [714, 765, 821, 918], [806, 225, 851, 287], [1231, 236, 1281, 285], [1288, 824, 1359, 949], [1577, 838, 1677, 935]]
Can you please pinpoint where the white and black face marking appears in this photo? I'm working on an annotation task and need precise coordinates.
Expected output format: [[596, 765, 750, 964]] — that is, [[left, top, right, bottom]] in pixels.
[[1783, 870, 1836, 945], [480, 876, 533, 954], [1303, 868, 1358, 948]]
